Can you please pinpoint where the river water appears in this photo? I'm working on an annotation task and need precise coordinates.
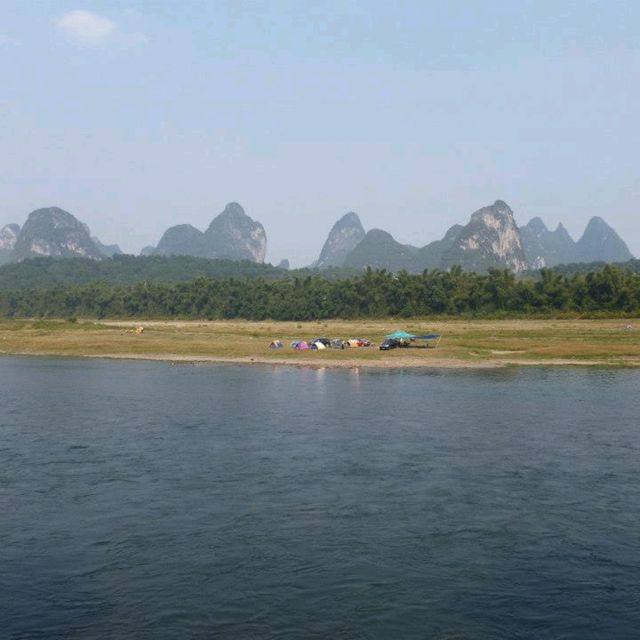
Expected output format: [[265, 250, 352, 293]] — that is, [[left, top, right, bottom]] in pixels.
[[1, 357, 639, 639]]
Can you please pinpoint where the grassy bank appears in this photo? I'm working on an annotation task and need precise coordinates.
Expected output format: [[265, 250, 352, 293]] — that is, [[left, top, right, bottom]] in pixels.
[[0, 318, 639, 368]]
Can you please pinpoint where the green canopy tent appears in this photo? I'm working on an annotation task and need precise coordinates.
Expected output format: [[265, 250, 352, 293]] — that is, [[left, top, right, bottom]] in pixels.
[[384, 329, 442, 348], [385, 330, 416, 340]]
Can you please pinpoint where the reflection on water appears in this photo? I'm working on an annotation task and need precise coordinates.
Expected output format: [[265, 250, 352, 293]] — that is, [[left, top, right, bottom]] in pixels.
[[1, 357, 639, 639]]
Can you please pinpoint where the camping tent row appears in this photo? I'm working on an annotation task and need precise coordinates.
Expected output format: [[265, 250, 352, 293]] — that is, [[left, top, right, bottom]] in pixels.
[[290, 338, 371, 350], [269, 338, 372, 350], [269, 331, 441, 350]]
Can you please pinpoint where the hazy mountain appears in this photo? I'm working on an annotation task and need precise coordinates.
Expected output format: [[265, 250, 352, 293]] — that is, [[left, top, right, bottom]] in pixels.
[[0, 223, 20, 265], [140, 245, 156, 256], [520, 218, 575, 268], [316, 212, 366, 268], [413, 224, 465, 270], [520, 215, 633, 268], [277, 259, 290, 270], [441, 201, 528, 273], [12, 207, 104, 262], [3, 200, 633, 272], [342, 201, 535, 273], [150, 202, 267, 263], [92, 236, 123, 258], [154, 224, 206, 257], [203, 202, 267, 262], [575, 216, 633, 264], [343, 229, 419, 272]]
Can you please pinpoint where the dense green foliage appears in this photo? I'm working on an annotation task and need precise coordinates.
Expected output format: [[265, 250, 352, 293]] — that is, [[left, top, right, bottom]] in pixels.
[[552, 258, 640, 276], [0, 255, 359, 289], [0, 255, 289, 289], [2, 265, 640, 320]]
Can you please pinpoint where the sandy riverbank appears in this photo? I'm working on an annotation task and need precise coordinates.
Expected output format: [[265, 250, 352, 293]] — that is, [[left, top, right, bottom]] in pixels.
[[1, 317, 639, 369]]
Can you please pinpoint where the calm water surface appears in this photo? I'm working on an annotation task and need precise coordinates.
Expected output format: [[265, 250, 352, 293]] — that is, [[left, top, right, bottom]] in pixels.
[[1, 357, 639, 639]]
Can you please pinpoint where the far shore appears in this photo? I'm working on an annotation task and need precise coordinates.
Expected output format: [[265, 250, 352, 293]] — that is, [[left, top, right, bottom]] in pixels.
[[1, 317, 639, 369]]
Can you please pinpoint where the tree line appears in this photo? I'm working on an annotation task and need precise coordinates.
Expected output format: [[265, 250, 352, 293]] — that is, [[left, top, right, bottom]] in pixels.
[[0, 255, 359, 290], [1, 265, 639, 320]]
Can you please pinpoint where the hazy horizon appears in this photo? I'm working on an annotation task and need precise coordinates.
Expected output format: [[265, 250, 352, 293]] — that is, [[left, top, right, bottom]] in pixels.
[[1, 198, 635, 267], [1, 1, 639, 266]]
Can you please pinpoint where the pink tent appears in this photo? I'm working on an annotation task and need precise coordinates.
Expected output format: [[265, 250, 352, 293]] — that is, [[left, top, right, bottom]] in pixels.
[[295, 340, 310, 350]]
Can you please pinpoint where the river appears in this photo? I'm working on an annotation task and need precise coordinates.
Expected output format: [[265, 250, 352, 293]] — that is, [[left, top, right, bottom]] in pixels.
[[2, 357, 639, 638]]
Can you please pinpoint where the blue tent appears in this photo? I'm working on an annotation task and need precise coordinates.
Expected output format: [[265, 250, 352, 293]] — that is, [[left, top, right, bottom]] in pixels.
[[413, 334, 442, 347]]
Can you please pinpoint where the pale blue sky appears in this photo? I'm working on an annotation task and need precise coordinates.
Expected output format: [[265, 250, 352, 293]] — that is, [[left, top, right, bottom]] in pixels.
[[1, 1, 638, 265]]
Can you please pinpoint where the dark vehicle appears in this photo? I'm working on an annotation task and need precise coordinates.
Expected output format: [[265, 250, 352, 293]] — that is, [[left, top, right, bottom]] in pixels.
[[379, 338, 412, 350], [379, 338, 400, 351]]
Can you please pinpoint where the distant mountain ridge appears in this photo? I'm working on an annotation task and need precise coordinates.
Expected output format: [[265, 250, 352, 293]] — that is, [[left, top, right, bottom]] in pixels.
[[319, 201, 633, 273], [520, 218, 575, 269], [155, 224, 206, 257], [152, 202, 267, 263], [575, 216, 632, 264], [12, 208, 106, 262], [0, 202, 267, 265], [344, 229, 419, 272], [0, 208, 122, 264], [0, 223, 20, 265], [441, 200, 528, 273], [316, 212, 365, 268], [92, 236, 123, 258], [520, 216, 632, 268], [0, 200, 634, 272], [337, 201, 530, 273]]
